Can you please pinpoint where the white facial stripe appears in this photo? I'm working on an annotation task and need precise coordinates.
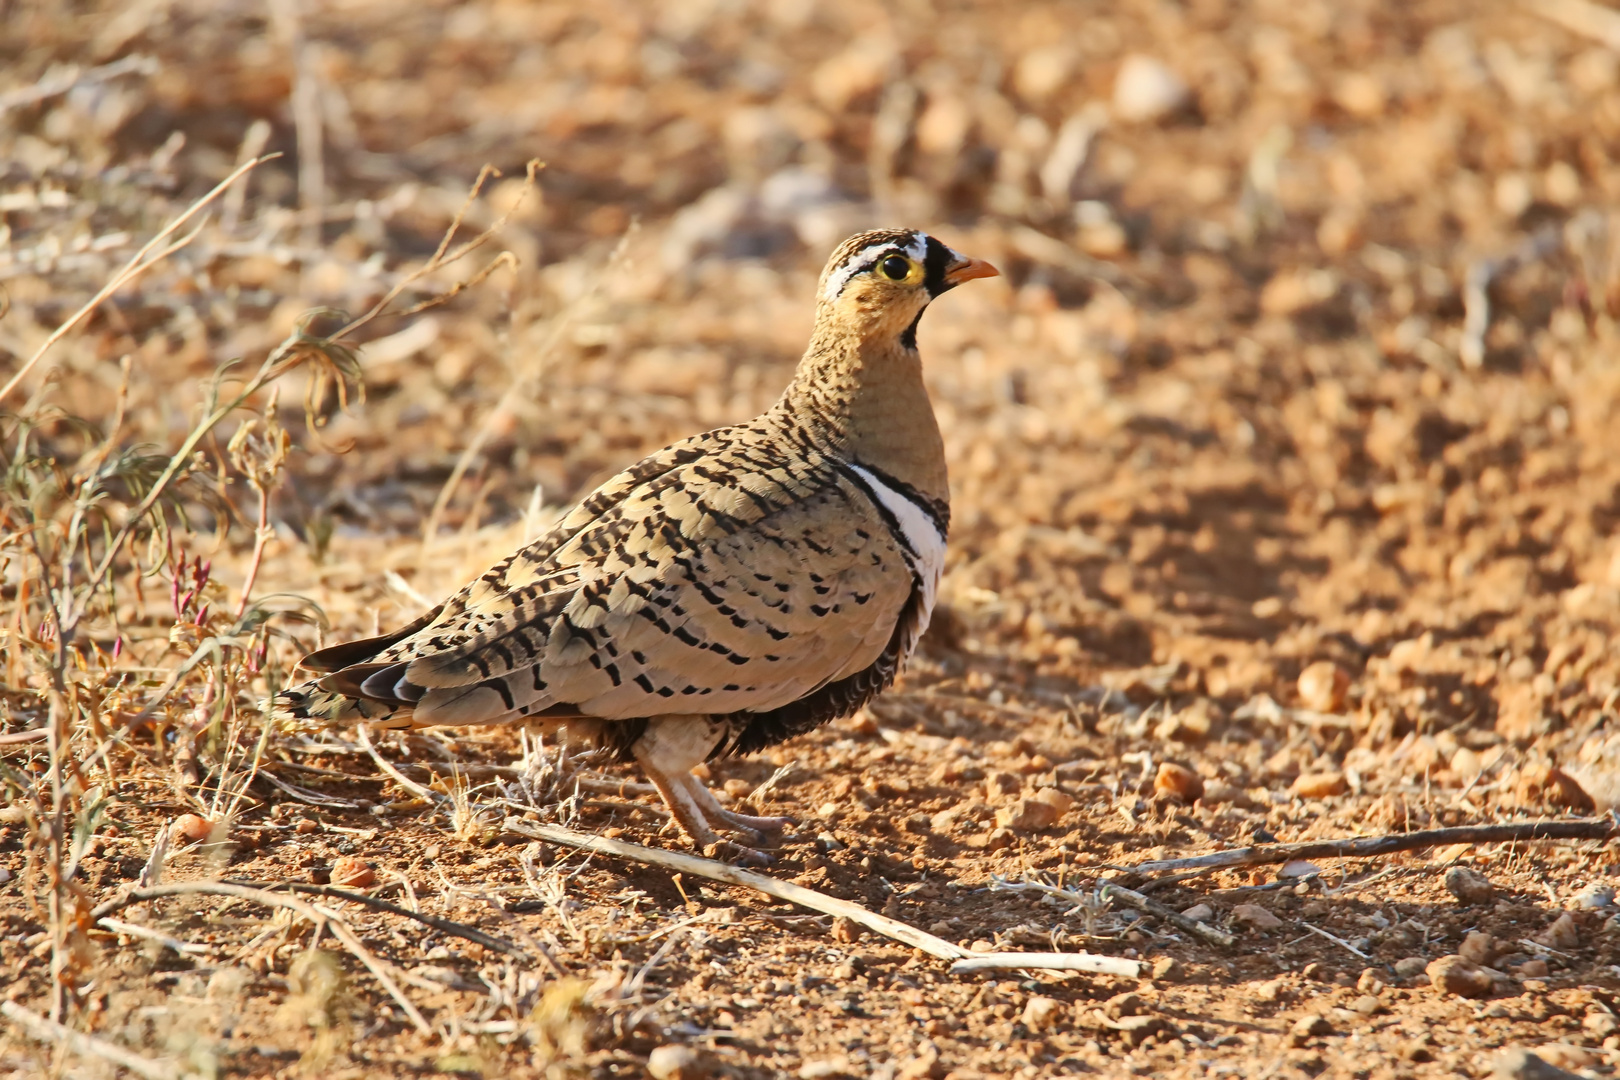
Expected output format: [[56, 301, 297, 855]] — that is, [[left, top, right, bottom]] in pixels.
[[847, 463, 945, 636], [821, 232, 929, 301]]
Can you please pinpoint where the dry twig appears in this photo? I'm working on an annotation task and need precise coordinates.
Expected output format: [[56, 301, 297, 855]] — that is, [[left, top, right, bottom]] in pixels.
[[503, 820, 971, 960], [1101, 883, 1236, 948], [2, 1000, 186, 1080], [949, 952, 1143, 976], [1129, 818, 1617, 876]]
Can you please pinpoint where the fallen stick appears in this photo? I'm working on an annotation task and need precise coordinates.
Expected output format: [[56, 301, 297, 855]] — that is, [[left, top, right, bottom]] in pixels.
[[1101, 883, 1236, 948], [949, 952, 1143, 977], [89, 881, 431, 1035], [223, 879, 527, 959], [95, 917, 211, 956], [503, 819, 971, 960], [2, 1000, 184, 1080], [1130, 819, 1617, 875]]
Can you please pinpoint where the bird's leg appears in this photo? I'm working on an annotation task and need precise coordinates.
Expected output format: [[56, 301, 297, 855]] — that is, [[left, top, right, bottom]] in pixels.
[[676, 773, 794, 836], [630, 715, 772, 866]]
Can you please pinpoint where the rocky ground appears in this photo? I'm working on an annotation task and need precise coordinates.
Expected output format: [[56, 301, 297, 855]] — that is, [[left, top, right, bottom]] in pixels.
[[2, 0, 1619, 1077]]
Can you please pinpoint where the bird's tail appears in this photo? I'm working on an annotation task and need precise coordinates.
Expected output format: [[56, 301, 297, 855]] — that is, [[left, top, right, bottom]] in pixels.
[[273, 680, 418, 729]]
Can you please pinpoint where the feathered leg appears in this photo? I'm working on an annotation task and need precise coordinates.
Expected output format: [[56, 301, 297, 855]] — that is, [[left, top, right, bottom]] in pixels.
[[630, 715, 776, 866]]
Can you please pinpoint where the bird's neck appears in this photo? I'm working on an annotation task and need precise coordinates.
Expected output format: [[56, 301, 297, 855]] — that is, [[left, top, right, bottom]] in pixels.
[[778, 322, 949, 509]]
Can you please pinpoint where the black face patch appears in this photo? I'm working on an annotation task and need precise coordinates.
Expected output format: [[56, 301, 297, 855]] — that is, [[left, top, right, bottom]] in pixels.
[[922, 235, 954, 297]]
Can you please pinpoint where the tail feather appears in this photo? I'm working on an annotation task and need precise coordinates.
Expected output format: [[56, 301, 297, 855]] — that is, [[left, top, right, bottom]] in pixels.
[[274, 682, 417, 728]]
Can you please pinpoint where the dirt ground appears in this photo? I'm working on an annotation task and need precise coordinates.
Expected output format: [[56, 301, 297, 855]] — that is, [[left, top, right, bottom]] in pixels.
[[3, 0, 1620, 1077]]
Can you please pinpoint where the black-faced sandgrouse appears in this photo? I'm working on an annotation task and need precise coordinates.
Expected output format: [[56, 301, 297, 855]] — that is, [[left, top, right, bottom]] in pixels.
[[277, 229, 998, 863]]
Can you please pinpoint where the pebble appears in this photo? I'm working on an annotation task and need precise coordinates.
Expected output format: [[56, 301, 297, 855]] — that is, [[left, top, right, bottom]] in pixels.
[[1393, 956, 1428, 979], [1115, 1014, 1166, 1047], [647, 1045, 710, 1080], [1152, 956, 1180, 981], [1290, 772, 1347, 799], [985, 827, 1016, 851], [1105, 991, 1143, 1019], [1290, 1014, 1332, 1044], [1490, 1048, 1585, 1080], [1444, 866, 1496, 905], [1154, 762, 1204, 802], [1519, 959, 1549, 979], [798, 1056, 851, 1080], [1020, 995, 1063, 1031], [1533, 1044, 1596, 1071], [1231, 904, 1283, 930], [1112, 54, 1190, 122], [1459, 931, 1496, 966], [170, 813, 214, 844], [1180, 903, 1214, 922], [329, 856, 377, 889], [1029, 787, 1074, 816], [995, 797, 1059, 832], [1426, 955, 1495, 998], [1350, 994, 1385, 1016], [830, 916, 862, 944], [984, 772, 1023, 802], [1574, 883, 1616, 909], [1356, 968, 1385, 995], [1296, 661, 1350, 713], [1535, 912, 1580, 950]]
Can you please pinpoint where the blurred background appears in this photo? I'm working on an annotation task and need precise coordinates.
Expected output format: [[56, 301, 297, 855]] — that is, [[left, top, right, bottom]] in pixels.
[[3, 0, 1620, 772]]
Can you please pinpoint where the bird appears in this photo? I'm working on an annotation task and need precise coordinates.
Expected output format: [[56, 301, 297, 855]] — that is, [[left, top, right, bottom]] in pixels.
[[277, 228, 998, 864]]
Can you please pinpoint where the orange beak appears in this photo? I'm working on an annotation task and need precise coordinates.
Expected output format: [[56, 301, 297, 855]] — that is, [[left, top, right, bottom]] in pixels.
[[944, 256, 1000, 287]]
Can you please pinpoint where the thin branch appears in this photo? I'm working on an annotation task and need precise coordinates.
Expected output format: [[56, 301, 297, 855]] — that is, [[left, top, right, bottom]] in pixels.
[[1101, 883, 1236, 948], [357, 724, 443, 803], [1129, 818, 1617, 876], [0, 154, 279, 409], [2, 1001, 184, 1080], [503, 819, 971, 960], [222, 878, 526, 959], [949, 952, 1143, 977]]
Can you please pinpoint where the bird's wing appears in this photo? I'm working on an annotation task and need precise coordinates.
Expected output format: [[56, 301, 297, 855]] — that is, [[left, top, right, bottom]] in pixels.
[[300, 424, 920, 727]]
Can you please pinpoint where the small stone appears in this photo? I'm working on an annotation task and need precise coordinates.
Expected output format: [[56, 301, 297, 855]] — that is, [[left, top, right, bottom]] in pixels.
[[1180, 903, 1214, 922], [1356, 968, 1385, 995], [1231, 904, 1283, 930], [1459, 931, 1496, 966], [1394, 956, 1429, 979], [1573, 883, 1616, 909], [968, 939, 996, 953], [1535, 912, 1580, 950], [995, 798, 1060, 832], [1490, 1048, 1585, 1080], [1105, 991, 1144, 1019], [170, 813, 214, 844], [294, 819, 319, 835], [722, 778, 754, 800], [1426, 955, 1494, 998], [1154, 762, 1204, 802], [1021, 996, 1064, 1031], [647, 1045, 710, 1080], [1297, 661, 1350, 713], [1029, 787, 1075, 816], [1151, 956, 1180, 981], [329, 856, 377, 889], [1116, 1014, 1166, 1047], [1350, 994, 1385, 1016], [1255, 978, 1287, 1003], [896, 1049, 945, 1080], [1112, 54, 1190, 123], [1519, 959, 1549, 979], [830, 916, 863, 944], [798, 1056, 851, 1080], [985, 827, 1016, 851], [1583, 1011, 1618, 1039], [1290, 1014, 1332, 1044], [1532, 1044, 1596, 1071], [1291, 772, 1347, 799], [902, 813, 932, 835], [985, 772, 1023, 802], [1445, 866, 1496, 905]]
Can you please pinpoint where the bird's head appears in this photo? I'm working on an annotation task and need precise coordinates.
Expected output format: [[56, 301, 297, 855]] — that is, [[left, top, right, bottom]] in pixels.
[[815, 229, 998, 346]]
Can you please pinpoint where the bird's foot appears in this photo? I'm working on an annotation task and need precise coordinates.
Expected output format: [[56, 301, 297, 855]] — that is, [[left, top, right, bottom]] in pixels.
[[711, 806, 795, 835], [702, 839, 774, 867]]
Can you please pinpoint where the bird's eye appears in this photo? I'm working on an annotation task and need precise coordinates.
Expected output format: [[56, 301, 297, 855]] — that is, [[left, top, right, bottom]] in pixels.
[[879, 255, 911, 281]]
